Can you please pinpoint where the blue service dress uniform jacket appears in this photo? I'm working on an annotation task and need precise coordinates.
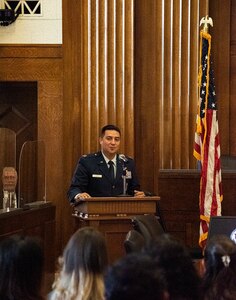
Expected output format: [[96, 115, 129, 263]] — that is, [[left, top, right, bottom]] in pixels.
[[67, 151, 141, 203]]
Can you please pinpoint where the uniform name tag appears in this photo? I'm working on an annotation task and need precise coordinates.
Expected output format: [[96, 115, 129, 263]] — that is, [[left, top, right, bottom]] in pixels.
[[126, 171, 132, 179], [92, 174, 102, 178]]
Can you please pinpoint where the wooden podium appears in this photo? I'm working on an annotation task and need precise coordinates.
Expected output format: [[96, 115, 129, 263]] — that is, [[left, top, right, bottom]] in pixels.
[[73, 196, 160, 263]]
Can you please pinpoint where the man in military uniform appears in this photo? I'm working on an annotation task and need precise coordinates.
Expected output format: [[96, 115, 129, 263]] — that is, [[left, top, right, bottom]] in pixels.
[[67, 124, 145, 204]]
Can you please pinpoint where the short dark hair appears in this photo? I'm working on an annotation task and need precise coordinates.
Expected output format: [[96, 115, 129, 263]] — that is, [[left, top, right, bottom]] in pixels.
[[100, 124, 121, 137], [105, 253, 167, 300], [144, 234, 201, 300], [0, 235, 44, 300]]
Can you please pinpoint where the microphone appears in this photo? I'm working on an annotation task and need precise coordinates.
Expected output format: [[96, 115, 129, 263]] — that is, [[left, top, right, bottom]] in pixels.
[[118, 154, 128, 196], [119, 154, 128, 162]]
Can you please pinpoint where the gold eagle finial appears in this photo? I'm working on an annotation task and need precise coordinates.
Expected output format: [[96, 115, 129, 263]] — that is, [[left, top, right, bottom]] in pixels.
[[200, 16, 213, 33]]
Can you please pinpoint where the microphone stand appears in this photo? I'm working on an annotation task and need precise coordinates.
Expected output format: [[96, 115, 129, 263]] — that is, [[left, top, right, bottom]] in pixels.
[[119, 161, 128, 197], [122, 166, 127, 196]]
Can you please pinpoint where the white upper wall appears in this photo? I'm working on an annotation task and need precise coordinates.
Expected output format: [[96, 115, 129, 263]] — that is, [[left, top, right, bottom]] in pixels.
[[0, 0, 62, 44]]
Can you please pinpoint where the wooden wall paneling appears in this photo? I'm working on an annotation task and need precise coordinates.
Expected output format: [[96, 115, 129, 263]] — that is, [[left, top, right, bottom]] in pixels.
[[0, 128, 16, 166], [163, 0, 173, 169], [0, 58, 62, 82], [114, 0, 124, 129], [134, 0, 160, 193], [62, 0, 83, 249], [107, 0, 116, 125], [98, 0, 107, 132], [38, 80, 63, 253], [153, 0, 165, 193], [35, 73, 64, 258], [0, 45, 64, 258], [172, 0, 182, 168], [135, 1, 202, 193], [114, 0, 134, 156], [123, 0, 134, 155], [40, 78, 62, 255], [76, 0, 135, 155], [180, 0, 191, 169], [0, 81, 38, 174], [63, 0, 135, 246], [81, 0, 91, 152], [89, 0, 99, 150], [209, 0, 231, 155], [189, 0, 201, 169], [230, 1, 236, 155], [0, 45, 62, 58]]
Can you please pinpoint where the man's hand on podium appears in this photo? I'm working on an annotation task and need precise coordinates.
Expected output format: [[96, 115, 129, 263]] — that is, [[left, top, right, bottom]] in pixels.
[[75, 192, 91, 201], [134, 190, 145, 197]]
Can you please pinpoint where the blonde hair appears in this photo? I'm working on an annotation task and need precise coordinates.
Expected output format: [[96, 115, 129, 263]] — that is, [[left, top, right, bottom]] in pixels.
[[50, 227, 107, 300], [50, 269, 105, 300]]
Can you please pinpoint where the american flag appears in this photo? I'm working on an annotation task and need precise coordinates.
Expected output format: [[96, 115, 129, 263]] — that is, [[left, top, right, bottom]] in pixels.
[[193, 30, 223, 248]]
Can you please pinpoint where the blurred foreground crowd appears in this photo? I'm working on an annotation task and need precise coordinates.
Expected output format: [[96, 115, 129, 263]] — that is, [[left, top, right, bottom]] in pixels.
[[1, 227, 236, 300]]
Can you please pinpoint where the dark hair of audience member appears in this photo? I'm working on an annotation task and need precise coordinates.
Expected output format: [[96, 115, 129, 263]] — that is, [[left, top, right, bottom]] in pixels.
[[105, 252, 169, 300], [144, 233, 201, 300], [0, 235, 44, 300], [202, 234, 236, 300], [50, 226, 108, 300]]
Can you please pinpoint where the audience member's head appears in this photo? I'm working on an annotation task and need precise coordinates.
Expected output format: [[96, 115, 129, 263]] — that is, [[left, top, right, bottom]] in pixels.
[[202, 234, 236, 300], [144, 233, 201, 300], [50, 226, 108, 300], [0, 234, 44, 300], [105, 252, 169, 300]]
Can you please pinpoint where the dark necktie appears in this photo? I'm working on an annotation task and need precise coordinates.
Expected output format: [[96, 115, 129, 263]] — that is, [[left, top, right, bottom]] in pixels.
[[108, 160, 115, 184]]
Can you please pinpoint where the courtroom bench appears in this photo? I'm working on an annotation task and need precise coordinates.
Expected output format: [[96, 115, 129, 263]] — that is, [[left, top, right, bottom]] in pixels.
[[0, 203, 56, 273]]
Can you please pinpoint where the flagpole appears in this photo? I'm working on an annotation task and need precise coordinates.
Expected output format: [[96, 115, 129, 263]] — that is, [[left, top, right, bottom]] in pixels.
[[194, 15, 223, 249]]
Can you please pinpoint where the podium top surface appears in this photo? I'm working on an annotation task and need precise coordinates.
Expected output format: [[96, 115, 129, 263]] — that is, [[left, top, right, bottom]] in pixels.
[[75, 196, 160, 202], [73, 196, 160, 217]]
